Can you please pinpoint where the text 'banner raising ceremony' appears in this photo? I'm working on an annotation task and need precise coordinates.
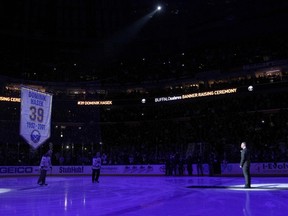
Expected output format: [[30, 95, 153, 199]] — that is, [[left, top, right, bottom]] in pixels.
[[20, 87, 53, 149]]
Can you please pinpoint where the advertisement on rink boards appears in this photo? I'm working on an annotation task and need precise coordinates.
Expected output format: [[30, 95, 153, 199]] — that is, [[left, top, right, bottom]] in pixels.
[[221, 162, 288, 176], [0, 165, 165, 176], [1, 162, 288, 176]]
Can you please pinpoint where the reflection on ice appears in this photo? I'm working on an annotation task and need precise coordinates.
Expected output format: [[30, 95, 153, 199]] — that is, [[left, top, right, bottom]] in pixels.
[[1, 176, 288, 216], [0, 188, 12, 194]]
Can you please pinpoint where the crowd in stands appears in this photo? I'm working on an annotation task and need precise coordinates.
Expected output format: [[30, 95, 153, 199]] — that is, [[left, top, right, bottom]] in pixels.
[[1, 39, 288, 169], [1, 78, 288, 169], [1, 30, 288, 84]]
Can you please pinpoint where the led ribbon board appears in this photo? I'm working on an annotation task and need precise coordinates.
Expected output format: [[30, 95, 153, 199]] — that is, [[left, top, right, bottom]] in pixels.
[[20, 87, 53, 149]]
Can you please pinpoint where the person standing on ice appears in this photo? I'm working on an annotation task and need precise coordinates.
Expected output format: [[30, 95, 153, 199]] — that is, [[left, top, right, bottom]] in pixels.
[[37, 150, 52, 186], [92, 152, 101, 183], [240, 142, 251, 188]]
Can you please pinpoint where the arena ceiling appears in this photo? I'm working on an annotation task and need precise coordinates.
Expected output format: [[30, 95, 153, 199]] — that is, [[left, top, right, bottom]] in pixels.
[[0, 0, 287, 83]]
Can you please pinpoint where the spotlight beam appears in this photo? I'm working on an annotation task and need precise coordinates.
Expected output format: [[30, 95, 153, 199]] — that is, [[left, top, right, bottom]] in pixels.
[[101, 5, 163, 59]]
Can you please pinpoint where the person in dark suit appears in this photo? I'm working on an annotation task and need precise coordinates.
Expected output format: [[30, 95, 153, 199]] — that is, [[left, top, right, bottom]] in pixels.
[[240, 142, 251, 188]]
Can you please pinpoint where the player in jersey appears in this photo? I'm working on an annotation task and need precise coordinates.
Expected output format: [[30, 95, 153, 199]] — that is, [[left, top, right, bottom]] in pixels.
[[37, 150, 52, 186], [92, 152, 101, 183]]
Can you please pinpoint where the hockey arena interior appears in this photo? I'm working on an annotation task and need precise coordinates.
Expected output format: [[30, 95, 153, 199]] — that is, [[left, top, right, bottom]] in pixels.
[[1, 1, 288, 216]]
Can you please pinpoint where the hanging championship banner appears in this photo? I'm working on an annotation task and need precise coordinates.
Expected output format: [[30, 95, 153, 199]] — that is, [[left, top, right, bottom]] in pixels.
[[20, 87, 53, 149]]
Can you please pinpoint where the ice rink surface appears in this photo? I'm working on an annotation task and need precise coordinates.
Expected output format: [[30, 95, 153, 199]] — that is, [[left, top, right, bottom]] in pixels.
[[1, 175, 288, 216]]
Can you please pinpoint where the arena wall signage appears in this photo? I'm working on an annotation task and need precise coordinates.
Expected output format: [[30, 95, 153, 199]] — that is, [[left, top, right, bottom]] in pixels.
[[77, 100, 112, 105], [0, 96, 20, 102], [20, 87, 53, 149], [155, 88, 237, 103], [1, 88, 237, 106]]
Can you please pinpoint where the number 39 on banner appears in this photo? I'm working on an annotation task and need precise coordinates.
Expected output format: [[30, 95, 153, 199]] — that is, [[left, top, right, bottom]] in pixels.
[[20, 87, 53, 149]]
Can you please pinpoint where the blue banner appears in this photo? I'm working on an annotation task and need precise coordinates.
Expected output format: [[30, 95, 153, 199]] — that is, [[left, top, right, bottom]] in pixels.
[[20, 87, 53, 149]]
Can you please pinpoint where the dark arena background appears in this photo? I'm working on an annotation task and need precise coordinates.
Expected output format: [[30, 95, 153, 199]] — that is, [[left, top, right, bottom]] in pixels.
[[1, 1, 288, 216]]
